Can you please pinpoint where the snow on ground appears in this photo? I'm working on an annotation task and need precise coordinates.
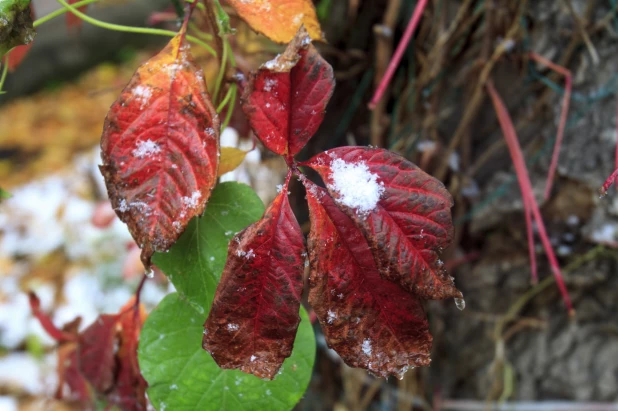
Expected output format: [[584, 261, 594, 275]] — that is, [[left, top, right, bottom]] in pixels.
[[0, 147, 169, 398]]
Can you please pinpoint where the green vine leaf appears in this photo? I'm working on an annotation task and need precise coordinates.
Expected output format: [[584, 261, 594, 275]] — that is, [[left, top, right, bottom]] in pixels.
[[139, 293, 315, 411], [152, 181, 265, 312], [141, 182, 316, 410]]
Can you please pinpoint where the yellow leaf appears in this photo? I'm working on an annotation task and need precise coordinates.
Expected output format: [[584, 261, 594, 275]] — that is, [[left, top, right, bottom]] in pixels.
[[218, 147, 248, 176], [226, 0, 324, 44]]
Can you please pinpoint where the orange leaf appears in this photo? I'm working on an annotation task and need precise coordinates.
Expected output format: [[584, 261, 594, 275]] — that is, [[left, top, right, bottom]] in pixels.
[[100, 33, 220, 268], [226, 0, 324, 43], [218, 146, 248, 176]]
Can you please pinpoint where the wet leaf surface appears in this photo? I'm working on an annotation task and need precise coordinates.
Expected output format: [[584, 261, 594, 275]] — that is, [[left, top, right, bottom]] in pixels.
[[100, 33, 219, 268], [306, 146, 461, 300], [240, 27, 334, 157], [203, 180, 306, 379], [305, 181, 432, 378]]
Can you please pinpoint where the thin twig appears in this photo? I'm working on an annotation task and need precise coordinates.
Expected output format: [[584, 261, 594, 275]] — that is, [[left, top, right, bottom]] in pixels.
[[562, 0, 600, 64], [369, 0, 429, 109], [528, 52, 572, 201], [486, 80, 574, 315]]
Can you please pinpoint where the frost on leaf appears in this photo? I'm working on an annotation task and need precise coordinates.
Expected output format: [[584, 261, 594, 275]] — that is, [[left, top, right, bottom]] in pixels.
[[305, 182, 431, 378], [240, 26, 334, 157], [203, 180, 306, 379], [306, 146, 462, 300], [100, 33, 219, 268], [225, 0, 324, 44]]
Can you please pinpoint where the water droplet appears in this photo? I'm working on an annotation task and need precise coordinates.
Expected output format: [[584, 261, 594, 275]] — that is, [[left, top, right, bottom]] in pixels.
[[145, 269, 154, 278], [454, 297, 466, 311]]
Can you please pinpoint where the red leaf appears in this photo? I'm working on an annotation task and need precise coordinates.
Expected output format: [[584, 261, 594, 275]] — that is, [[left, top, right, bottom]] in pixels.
[[100, 33, 220, 268], [305, 146, 462, 300], [203, 178, 306, 379], [66, 0, 87, 29], [77, 314, 119, 393], [7, 43, 33, 72], [305, 181, 432, 378], [112, 301, 148, 411], [240, 26, 334, 158]]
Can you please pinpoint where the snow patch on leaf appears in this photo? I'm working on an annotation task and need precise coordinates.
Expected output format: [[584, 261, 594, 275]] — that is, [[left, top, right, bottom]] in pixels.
[[361, 339, 372, 356], [132, 85, 153, 108], [132, 140, 161, 158], [328, 158, 384, 217]]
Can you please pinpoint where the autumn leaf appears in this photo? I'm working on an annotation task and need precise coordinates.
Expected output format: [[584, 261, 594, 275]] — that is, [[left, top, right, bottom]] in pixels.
[[100, 33, 220, 268], [218, 146, 248, 176], [226, 0, 324, 44], [202, 178, 306, 379], [114, 300, 148, 411], [240, 26, 334, 158], [0, 0, 35, 59], [66, 0, 87, 29], [6, 41, 32, 71], [305, 146, 462, 300], [77, 314, 119, 393], [305, 181, 431, 378]]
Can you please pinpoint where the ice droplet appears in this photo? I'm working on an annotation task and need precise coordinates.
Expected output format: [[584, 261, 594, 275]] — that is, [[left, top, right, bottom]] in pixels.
[[145, 269, 155, 279], [454, 297, 466, 311]]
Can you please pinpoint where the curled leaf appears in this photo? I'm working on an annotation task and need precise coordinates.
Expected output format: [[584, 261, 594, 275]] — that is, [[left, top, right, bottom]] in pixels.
[[203, 179, 306, 379], [240, 26, 334, 157], [305, 182, 431, 378], [306, 146, 461, 300], [100, 33, 220, 268], [226, 0, 324, 43]]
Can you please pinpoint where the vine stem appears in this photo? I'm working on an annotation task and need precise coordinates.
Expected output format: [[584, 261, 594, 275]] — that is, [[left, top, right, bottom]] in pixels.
[[54, 0, 216, 56], [0, 58, 8, 94], [34, 0, 99, 27], [368, 0, 428, 110]]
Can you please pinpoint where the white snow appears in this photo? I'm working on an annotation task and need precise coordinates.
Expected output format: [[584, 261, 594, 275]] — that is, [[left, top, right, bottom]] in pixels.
[[328, 158, 384, 217], [361, 339, 372, 356], [0, 353, 43, 394], [327, 310, 336, 324], [263, 78, 278, 92], [132, 85, 152, 108], [181, 191, 202, 209], [132, 139, 161, 158]]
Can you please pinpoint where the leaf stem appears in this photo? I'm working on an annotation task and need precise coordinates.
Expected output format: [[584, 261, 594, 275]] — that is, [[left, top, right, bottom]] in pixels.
[[54, 0, 216, 56], [34, 0, 99, 27], [0, 58, 8, 94], [213, 39, 229, 103], [220, 84, 236, 130], [216, 83, 234, 112]]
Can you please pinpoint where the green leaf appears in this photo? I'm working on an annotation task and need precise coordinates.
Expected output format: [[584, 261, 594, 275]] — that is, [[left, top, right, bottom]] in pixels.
[[153, 182, 265, 312], [139, 293, 315, 411], [0, 187, 11, 199], [0, 0, 35, 59], [143, 182, 315, 410]]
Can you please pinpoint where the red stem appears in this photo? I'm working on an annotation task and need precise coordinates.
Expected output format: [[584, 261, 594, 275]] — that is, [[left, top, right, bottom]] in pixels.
[[601, 167, 618, 196], [368, 0, 428, 110], [529, 53, 572, 201], [28, 292, 77, 342], [487, 81, 574, 315]]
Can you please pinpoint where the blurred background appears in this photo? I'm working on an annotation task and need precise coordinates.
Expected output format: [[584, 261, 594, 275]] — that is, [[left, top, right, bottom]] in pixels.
[[2, 0, 618, 410]]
